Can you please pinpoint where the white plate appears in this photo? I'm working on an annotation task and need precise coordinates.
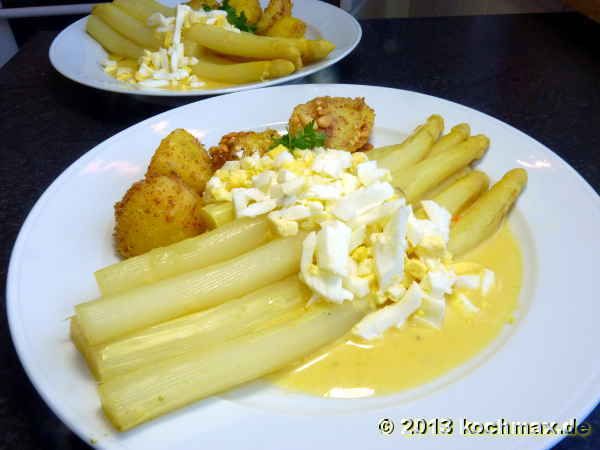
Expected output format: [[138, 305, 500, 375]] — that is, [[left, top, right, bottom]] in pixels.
[[7, 84, 600, 450], [49, 0, 361, 97]]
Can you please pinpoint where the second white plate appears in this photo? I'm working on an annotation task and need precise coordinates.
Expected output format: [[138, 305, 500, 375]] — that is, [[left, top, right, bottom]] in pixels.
[[49, 0, 362, 97]]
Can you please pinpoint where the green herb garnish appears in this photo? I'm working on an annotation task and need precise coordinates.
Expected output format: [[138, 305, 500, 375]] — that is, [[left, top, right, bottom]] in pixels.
[[199, 1, 256, 32], [220, 0, 256, 33], [274, 121, 327, 150]]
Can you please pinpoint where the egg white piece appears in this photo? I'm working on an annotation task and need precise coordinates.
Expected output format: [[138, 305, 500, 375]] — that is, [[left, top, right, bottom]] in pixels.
[[301, 232, 318, 274], [421, 200, 452, 243], [238, 199, 278, 217], [268, 205, 312, 236], [407, 216, 441, 246], [481, 269, 496, 295], [316, 220, 352, 276], [386, 283, 407, 302], [353, 282, 424, 340], [348, 198, 405, 229], [301, 226, 354, 303], [373, 205, 410, 290], [274, 151, 294, 168], [455, 274, 481, 290], [300, 271, 354, 304], [275, 205, 312, 221], [340, 173, 360, 194], [454, 292, 480, 314], [349, 226, 366, 251], [415, 295, 446, 329], [423, 268, 457, 298], [312, 149, 352, 178], [232, 188, 266, 213], [304, 181, 344, 200], [279, 177, 305, 197], [356, 160, 390, 186], [343, 276, 371, 299], [252, 170, 276, 191], [333, 182, 395, 221]]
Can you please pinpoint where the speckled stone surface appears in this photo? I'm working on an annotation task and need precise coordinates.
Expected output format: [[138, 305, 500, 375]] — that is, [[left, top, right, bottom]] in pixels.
[[1, 13, 599, 450]]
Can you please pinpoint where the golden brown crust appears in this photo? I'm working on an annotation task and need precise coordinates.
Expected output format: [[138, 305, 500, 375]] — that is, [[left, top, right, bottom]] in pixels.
[[146, 129, 213, 193], [256, 0, 292, 33], [208, 129, 280, 170], [288, 96, 375, 152], [264, 16, 307, 38], [228, 0, 263, 25], [114, 175, 204, 258]]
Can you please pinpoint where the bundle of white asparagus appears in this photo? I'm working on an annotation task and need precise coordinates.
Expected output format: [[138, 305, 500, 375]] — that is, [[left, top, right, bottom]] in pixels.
[[71, 115, 526, 431]]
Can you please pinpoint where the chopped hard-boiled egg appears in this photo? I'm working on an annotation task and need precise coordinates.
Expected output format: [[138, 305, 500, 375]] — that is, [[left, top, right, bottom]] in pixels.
[[452, 292, 480, 315], [312, 149, 352, 178], [353, 282, 424, 340], [268, 205, 311, 236], [455, 274, 481, 290], [356, 160, 390, 185], [422, 268, 456, 298], [481, 269, 496, 295], [348, 199, 404, 229], [421, 200, 452, 243], [333, 182, 395, 221], [373, 205, 409, 291], [343, 259, 371, 298], [414, 294, 446, 329], [203, 145, 497, 339], [103, 4, 241, 90], [300, 231, 353, 304], [316, 220, 352, 277], [232, 188, 277, 217]]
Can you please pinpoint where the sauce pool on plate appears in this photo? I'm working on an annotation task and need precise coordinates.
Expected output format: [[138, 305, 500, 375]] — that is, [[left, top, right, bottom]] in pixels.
[[271, 223, 523, 397]]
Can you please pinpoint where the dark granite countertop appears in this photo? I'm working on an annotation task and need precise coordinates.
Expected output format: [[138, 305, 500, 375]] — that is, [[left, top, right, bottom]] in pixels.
[[1, 12, 599, 450]]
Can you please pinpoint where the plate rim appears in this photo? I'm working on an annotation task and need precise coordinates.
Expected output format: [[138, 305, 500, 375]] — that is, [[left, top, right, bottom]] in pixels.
[[7, 83, 600, 450], [48, 2, 362, 97]]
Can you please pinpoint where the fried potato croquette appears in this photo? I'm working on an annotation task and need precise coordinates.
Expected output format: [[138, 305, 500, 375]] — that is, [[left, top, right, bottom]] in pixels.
[[114, 175, 205, 258], [264, 16, 306, 38], [256, 0, 292, 33], [146, 129, 213, 193], [209, 129, 280, 169], [228, 0, 262, 25], [288, 97, 375, 152]]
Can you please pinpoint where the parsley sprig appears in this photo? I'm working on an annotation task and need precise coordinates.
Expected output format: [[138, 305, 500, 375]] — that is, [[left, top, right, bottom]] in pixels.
[[203, 0, 256, 33], [222, 0, 256, 32], [274, 121, 327, 150]]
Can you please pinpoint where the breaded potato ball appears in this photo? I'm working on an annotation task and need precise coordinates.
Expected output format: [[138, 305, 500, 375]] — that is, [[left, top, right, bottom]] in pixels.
[[229, 0, 262, 25], [288, 96, 375, 152], [256, 0, 292, 33], [209, 129, 280, 169], [114, 175, 204, 258], [146, 129, 213, 193], [264, 16, 306, 38]]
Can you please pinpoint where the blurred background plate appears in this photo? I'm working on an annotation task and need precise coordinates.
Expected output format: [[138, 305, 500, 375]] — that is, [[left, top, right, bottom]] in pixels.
[[48, 0, 361, 97]]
